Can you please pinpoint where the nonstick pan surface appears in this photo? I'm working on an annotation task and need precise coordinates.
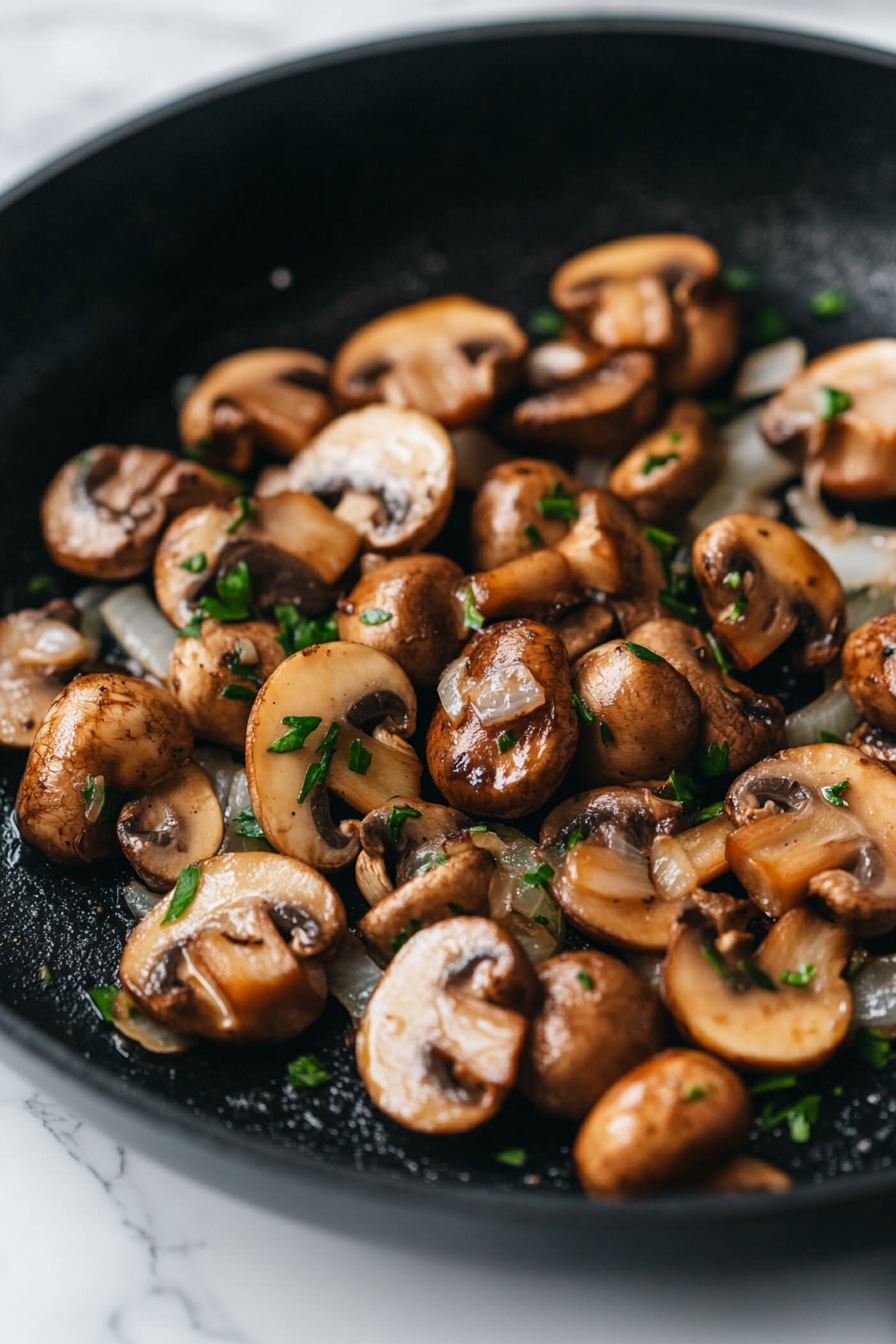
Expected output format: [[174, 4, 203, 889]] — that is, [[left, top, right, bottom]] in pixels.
[[3, 19, 896, 1267]]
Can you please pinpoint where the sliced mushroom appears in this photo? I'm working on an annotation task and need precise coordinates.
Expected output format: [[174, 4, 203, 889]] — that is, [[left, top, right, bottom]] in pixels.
[[0, 607, 93, 747], [608, 399, 722, 524], [168, 620, 285, 751], [542, 787, 685, 950], [842, 613, 896, 732], [663, 906, 853, 1071], [650, 811, 736, 902], [356, 916, 538, 1133], [427, 619, 577, 817], [574, 1048, 751, 1198], [519, 950, 666, 1120], [337, 553, 465, 685], [119, 851, 346, 1043], [41, 445, 230, 580], [571, 637, 701, 786], [760, 339, 896, 500], [246, 641, 422, 868], [525, 330, 609, 390], [626, 617, 785, 774], [117, 761, 224, 892], [179, 348, 333, 469], [725, 742, 896, 934], [471, 459, 581, 571], [511, 351, 659, 456], [16, 672, 192, 865], [355, 797, 478, 901], [331, 295, 527, 425], [692, 513, 846, 671]]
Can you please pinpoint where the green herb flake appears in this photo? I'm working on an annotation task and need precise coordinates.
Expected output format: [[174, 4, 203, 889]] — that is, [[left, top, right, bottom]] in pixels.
[[659, 592, 699, 623], [523, 862, 555, 887], [185, 436, 210, 462], [576, 970, 594, 991], [833, 1085, 844, 1097], [811, 287, 849, 318], [697, 800, 726, 823], [756, 307, 788, 342], [523, 523, 544, 549], [28, 574, 53, 595], [81, 775, 122, 825], [161, 863, 202, 924], [533, 915, 550, 927], [729, 594, 748, 621], [462, 584, 484, 632], [566, 830, 585, 851], [39, 963, 53, 986], [739, 959, 777, 992], [178, 610, 205, 639], [297, 722, 338, 804], [180, 552, 207, 573], [682, 1085, 710, 1102], [232, 804, 266, 840], [723, 267, 758, 293], [821, 779, 850, 807], [695, 740, 730, 779], [196, 560, 255, 623], [498, 730, 516, 753], [623, 641, 664, 663], [219, 683, 256, 701], [464, 825, 488, 833], [224, 641, 262, 685], [387, 804, 422, 845], [572, 691, 594, 723], [723, 571, 741, 590], [538, 480, 579, 522], [420, 854, 448, 873], [599, 718, 613, 745], [88, 985, 118, 1022], [348, 738, 373, 775], [856, 1027, 893, 1069], [267, 715, 323, 754], [701, 942, 739, 985], [816, 386, 852, 421], [274, 605, 338, 656], [390, 918, 422, 952], [447, 902, 470, 915], [528, 308, 565, 338], [286, 1054, 332, 1088], [706, 631, 734, 674], [819, 730, 843, 744], [780, 963, 817, 987], [750, 1074, 798, 1095], [495, 1148, 527, 1168], [669, 769, 699, 806], [223, 495, 258, 534], [845, 947, 868, 980], [643, 524, 679, 551], [359, 607, 392, 626], [757, 1093, 820, 1142], [641, 451, 680, 476]]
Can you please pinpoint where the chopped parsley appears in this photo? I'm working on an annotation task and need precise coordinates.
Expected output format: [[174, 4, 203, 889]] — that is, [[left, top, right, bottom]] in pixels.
[[232, 804, 267, 840], [348, 738, 373, 774], [178, 610, 205, 639], [667, 429, 683, 444], [523, 523, 544, 548], [780, 964, 817, 987], [39, 963, 52, 986], [669, 769, 700, 806], [28, 574, 53, 595], [274, 604, 338, 655], [819, 730, 843, 744], [694, 740, 730, 779], [224, 495, 258, 534], [856, 1027, 892, 1069], [219, 683, 256, 701], [845, 947, 868, 980], [196, 560, 255, 623], [623, 641, 664, 663], [359, 607, 392, 626], [576, 970, 594, 991], [528, 307, 565, 338], [599, 718, 613, 745], [697, 800, 726, 822], [566, 830, 585, 850], [180, 551, 207, 573], [88, 985, 118, 1022], [682, 1085, 710, 1101], [185, 435, 210, 461], [701, 942, 739, 985], [494, 1148, 527, 1167], [538, 480, 579, 522], [641, 451, 680, 476], [387, 804, 422, 845], [224, 642, 262, 684], [659, 592, 699, 623], [286, 1054, 332, 1088], [816, 386, 852, 421], [462, 584, 484, 631], [298, 722, 338, 803], [811, 288, 848, 318], [572, 692, 593, 723], [738, 959, 777, 992], [758, 1093, 820, 1143], [390, 918, 422, 951], [749, 1074, 798, 1095], [821, 779, 850, 807], [723, 571, 741, 590], [729, 595, 748, 621], [81, 775, 122, 825], [268, 715, 323, 753], [723, 267, 758, 293], [498, 730, 516, 753], [756, 307, 788, 342], [161, 863, 202, 924], [533, 915, 550, 927], [706, 631, 734, 675], [643, 524, 679, 551], [523, 862, 555, 887]]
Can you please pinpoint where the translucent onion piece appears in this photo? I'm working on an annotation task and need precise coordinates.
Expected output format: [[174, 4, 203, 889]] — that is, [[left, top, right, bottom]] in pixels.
[[192, 745, 238, 814], [563, 840, 656, 902], [122, 879, 161, 919], [328, 933, 383, 1026], [437, 655, 468, 727], [734, 338, 806, 402], [73, 584, 112, 653], [796, 523, 896, 593], [847, 585, 896, 632], [222, 768, 269, 852], [850, 955, 896, 1035], [487, 836, 565, 964], [100, 584, 177, 681], [688, 407, 794, 533], [464, 664, 545, 727], [111, 989, 190, 1054], [784, 682, 860, 748]]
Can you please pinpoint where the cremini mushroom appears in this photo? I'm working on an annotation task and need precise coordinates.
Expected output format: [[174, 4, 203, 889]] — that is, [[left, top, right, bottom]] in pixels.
[[626, 617, 786, 774], [519, 950, 666, 1120], [550, 234, 739, 392], [849, 720, 896, 772], [168, 620, 285, 751], [470, 459, 581, 571], [608, 399, 722, 524], [246, 641, 422, 868], [542, 787, 685, 949], [179, 348, 333, 469], [725, 743, 896, 934], [0, 606, 93, 747], [663, 905, 853, 1072], [279, 405, 455, 555], [117, 761, 224, 892], [511, 351, 659, 456], [356, 916, 538, 1133], [336, 553, 464, 685], [574, 1048, 750, 1198], [760, 339, 896, 500], [331, 295, 527, 425], [650, 811, 736, 902], [119, 851, 346, 1043], [16, 672, 192, 865], [842, 613, 896, 732], [702, 1156, 792, 1194], [525, 329, 608, 390], [571, 637, 701, 786], [692, 513, 846, 671], [427, 619, 577, 817], [552, 603, 616, 662], [41, 445, 230, 580]]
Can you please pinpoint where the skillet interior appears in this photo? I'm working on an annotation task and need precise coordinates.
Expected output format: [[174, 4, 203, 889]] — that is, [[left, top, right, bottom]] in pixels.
[[3, 20, 896, 1262]]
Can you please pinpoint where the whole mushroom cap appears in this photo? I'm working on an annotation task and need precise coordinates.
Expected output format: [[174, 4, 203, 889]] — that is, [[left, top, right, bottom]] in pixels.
[[842, 613, 896, 733], [471, 458, 580, 571], [608, 399, 722, 525], [168, 619, 285, 752]]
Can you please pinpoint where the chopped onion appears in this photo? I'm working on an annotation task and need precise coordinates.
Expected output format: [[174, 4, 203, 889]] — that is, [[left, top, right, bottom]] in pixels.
[[100, 584, 177, 681], [688, 407, 795, 533], [437, 655, 468, 726], [191, 745, 238, 814], [797, 523, 896, 592], [850, 955, 896, 1035], [564, 841, 656, 902], [487, 836, 565, 964], [328, 933, 383, 1026], [236, 636, 258, 665], [122, 879, 161, 919], [784, 682, 860, 748], [734, 338, 806, 402], [465, 664, 545, 727], [847, 585, 896, 631], [73, 585, 112, 653]]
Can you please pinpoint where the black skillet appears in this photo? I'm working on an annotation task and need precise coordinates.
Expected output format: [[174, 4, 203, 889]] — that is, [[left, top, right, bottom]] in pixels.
[[3, 19, 896, 1269]]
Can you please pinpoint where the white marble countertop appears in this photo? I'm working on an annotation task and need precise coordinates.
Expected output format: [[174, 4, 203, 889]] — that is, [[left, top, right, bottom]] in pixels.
[[4, 2, 896, 1341]]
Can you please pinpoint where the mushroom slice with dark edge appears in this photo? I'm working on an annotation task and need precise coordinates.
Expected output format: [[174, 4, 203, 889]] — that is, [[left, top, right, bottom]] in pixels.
[[608, 399, 722, 525], [331, 295, 528, 425], [0, 606, 93, 747], [626, 617, 785, 774], [842, 613, 896, 732], [574, 1048, 751, 1198], [663, 905, 853, 1072], [356, 916, 538, 1134], [541, 787, 685, 950], [168, 619, 285, 751], [519, 950, 666, 1121], [119, 851, 346, 1044], [427, 619, 578, 818], [354, 799, 494, 965], [725, 742, 896, 935], [760, 339, 896, 500], [16, 672, 192, 866], [118, 762, 224, 892], [336, 553, 465, 686], [246, 641, 422, 869], [179, 348, 334, 470], [692, 513, 846, 671], [571, 637, 701, 786], [471, 458, 581, 571], [511, 350, 659, 457], [41, 445, 230, 580], [281, 405, 455, 555]]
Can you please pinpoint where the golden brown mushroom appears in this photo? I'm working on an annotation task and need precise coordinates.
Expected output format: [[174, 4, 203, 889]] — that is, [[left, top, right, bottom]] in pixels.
[[168, 619, 285, 751], [511, 350, 659, 456], [117, 761, 224, 892], [470, 458, 581, 571], [0, 606, 93, 747], [427, 619, 577, 817], [331, 295, 527, 425], [356, 916, 538, 1133], [842, 613, 896, 732], [608, 399, 722, 524]]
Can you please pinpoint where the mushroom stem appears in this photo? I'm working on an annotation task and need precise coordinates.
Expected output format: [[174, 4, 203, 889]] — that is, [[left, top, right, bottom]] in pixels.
[[651, 814, 735, 902], [462, 550, 578, 626], [726, 809, 862, 917], [328, 732, 423, 814]]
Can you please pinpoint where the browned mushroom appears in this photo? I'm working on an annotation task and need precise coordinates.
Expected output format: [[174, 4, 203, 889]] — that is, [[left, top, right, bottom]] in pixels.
[[0, 606, 93, 747], [692, 514, 846, 671], [525, 329, 609, 390], [168, 620, 285, 751], [179, 348, 334, 470], [760, 339, 896, 500], [519, 950, 666, 1120], [331, 295, 527, 425], [119, 851, 346, 1043], [470, 458, 581, 571], [702, 1156, 792, 1193], [650, 811, 736, 902], [356, 916, 538, 1133], [608, 399, 722, 524], [117, 761, 224, 891], [848, 720, 896, 772], [427, 619, 578, 817], [552, 603, 616, 662], [842, 613, 896, 732], [511, 350, 659, 456]]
